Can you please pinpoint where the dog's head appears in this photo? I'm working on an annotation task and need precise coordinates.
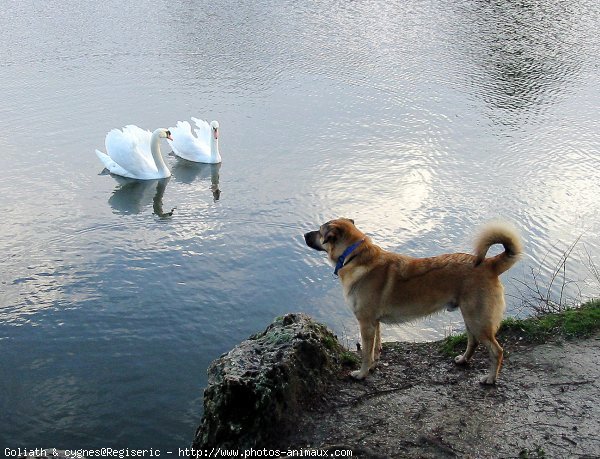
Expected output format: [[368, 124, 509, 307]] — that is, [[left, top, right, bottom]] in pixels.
[[304, 218, 365, 265]]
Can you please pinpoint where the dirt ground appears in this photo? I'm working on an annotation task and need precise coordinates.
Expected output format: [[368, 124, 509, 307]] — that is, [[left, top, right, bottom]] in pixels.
[[282, 332, 600, 459]]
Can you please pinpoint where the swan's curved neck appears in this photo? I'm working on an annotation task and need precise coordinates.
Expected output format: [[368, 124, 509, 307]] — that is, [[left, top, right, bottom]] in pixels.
[[150, 130, 171, 176], [210, 134, 221, 162]]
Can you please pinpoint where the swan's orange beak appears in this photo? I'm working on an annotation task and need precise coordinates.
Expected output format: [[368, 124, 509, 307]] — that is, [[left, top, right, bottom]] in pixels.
[[213, 128, 219, 140], [166, 131, 173, 141]]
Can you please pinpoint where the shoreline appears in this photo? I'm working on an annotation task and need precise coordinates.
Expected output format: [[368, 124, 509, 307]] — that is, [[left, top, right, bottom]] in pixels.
[[194, 302, 600, 458], [281, 332, 600, 458]]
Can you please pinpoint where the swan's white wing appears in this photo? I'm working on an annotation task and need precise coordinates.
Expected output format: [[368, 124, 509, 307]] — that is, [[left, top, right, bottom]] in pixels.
[[105, 126, 158, 178], [168, 120, 211, 162], [191, 117, 212, 145], [122, 125, 155, 162], [95, 149, 137, 178], [168, 121, 197, 156]]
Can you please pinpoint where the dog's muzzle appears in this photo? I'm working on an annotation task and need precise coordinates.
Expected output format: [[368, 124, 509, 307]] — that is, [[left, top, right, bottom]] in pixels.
[[304, 231, 325, 251]]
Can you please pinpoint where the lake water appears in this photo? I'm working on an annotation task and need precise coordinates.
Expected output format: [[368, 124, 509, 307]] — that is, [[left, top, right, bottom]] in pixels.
[[1, 0, 599, 452]]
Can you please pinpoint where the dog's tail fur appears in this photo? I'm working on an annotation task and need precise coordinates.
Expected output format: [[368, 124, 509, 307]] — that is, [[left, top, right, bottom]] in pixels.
[[474, 221, 523, 275]]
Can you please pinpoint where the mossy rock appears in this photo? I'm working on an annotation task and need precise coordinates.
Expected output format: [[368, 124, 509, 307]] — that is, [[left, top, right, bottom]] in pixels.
[[192, 313, 345, 448]]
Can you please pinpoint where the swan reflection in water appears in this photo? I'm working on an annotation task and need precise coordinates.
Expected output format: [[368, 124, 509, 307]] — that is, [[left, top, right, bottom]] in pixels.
[[170, 158, 221, 202], [108, 177, 175, 218], [104, 160, 221, 216]]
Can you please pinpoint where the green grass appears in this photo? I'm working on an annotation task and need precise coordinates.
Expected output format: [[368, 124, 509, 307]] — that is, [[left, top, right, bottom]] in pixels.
[[501, 299, 600, 341], [440, 333, 468, 357], [321, 334, 339, 351], [440, 300, 600, 357], [339, 350, 360, 367]]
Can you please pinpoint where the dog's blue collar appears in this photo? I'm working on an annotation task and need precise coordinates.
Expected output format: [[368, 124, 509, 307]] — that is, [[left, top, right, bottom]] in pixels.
[[334, 239, 365, 276]]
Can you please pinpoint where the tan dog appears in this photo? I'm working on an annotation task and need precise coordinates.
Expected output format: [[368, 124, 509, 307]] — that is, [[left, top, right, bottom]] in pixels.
[[304, 218, 522, 385]]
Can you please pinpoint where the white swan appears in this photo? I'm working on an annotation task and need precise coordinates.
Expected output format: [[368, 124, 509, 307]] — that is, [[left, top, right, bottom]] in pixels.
[[95, 126, 173, 179], [168, 118, 221, 163]]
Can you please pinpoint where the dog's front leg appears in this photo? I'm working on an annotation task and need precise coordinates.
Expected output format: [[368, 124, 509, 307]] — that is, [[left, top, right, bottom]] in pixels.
[[351, 320, 377, 379], [374, 321, 382, 361]]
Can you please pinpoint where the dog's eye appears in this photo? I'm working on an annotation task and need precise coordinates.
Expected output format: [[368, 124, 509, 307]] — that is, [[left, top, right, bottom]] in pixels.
[[322, 229, 337, 244]]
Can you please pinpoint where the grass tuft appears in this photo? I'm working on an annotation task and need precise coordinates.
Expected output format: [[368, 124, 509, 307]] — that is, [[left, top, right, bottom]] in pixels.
[[340, 350, 360, 367], [500, 299, 600, 342], [440, 300, 600, 356], [440, 333, 468, 357]]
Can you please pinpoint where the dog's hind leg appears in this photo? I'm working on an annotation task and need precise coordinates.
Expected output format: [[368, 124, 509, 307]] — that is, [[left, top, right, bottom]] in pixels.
[[476, 289, 506, 384], [480, 335, 503, 385], [455, 330, 478, 365], [351, 320, 377, 380]]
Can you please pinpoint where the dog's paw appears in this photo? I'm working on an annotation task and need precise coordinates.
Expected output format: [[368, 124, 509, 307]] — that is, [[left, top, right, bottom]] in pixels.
[[350, 369, 368, 380], [479, 374, 497, 385], [454, 354, 469, 365]]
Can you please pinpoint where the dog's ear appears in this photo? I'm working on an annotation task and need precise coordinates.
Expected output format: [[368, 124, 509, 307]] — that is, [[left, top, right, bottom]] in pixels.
[[348, 218, 355, 225]]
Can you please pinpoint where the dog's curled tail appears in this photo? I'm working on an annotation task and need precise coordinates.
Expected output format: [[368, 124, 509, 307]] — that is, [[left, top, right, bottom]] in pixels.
[[474, 221, 523, 274]]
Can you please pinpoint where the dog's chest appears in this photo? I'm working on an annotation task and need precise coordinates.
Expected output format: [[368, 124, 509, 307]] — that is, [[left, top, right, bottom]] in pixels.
[[341, 266, 370, 313], [343, 292, 361, 315]]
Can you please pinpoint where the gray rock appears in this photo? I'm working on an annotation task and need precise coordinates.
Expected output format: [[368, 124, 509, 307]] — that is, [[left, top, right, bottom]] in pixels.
[[192, 313, 345, 448]]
